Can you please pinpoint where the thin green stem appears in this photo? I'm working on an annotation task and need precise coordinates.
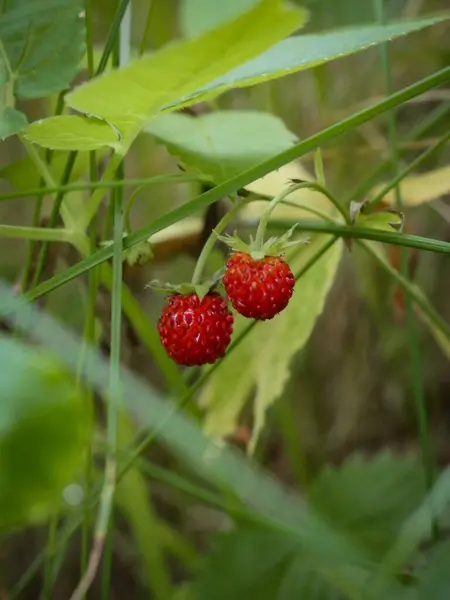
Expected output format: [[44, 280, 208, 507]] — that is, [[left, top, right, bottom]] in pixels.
[[31, 150, 78, 287], [0, 224, 77, 243], [191, 198, 246, 285], [374, 0, 436, 517], [361, 239, 450, 341], [124, 184, 147, 232], [266, 220, 450, 255], [80, 0, 97, 589], [85, 155, 123, 226], [95, 0, 131, 75], [138, 0, 153, 56], [99, 18, 127, 597], [21, 93, 65, 292], [97, 189, 123, 597], [41, 512, 59, 600], [255, 181, 348, 247], [0, 174, 205, 203], [68, 183, 124, 600]]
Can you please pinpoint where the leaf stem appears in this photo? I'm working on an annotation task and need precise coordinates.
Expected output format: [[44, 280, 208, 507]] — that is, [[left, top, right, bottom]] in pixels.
[[0, 174, 206, 203], [190, 197, 246, 285], [85, 154, 123, 226], [0, 224, 78, 243], [254, 181, 349, 247]]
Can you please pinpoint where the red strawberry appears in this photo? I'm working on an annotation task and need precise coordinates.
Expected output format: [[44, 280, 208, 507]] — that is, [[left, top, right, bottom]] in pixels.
[[223, 252, 295, 320], [158, 292, 233, 366]]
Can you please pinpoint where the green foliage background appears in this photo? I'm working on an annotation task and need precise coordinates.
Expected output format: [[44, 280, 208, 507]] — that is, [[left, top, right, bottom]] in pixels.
[[0, 0, 450, 598]]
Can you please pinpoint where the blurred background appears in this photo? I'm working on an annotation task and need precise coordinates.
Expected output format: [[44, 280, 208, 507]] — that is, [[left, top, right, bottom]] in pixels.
[[1, 0, 450, 597]]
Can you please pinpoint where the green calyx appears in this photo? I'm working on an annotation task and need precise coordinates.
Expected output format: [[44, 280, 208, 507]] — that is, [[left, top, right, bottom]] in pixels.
[[146, 272, 223, 301], [218, 224, 308, 261]]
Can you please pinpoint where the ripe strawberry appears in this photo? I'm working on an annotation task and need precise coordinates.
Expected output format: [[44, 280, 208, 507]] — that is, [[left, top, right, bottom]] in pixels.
[[223, 252, 295, 320], [158, 292, 233, 366]]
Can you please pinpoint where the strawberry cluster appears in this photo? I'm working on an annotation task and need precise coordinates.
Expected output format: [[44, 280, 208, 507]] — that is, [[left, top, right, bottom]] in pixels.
[[153, 224, 299, 366]]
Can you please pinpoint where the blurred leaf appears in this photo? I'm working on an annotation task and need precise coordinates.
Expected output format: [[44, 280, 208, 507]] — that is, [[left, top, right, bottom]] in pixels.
[[0, 0, 85, 140], [384, 468, 450, 570], [177, 17, 447, 106], [192, 527, 403, 600], [146, 110, 298, 183], [180, 0, 260, 38], [201, 234, 343, 451], [278, 555, 344, 600], [418, 539, 450, 600], [309, 452, 426, 560], [0, 148, 108, 193], [27, 0, 305, 152], [193, 527, 300, 600], [0, 107, 28, 140], [0, 335, 87, 532], [25, 115, 122, 152], [371, 165, 450, 207]]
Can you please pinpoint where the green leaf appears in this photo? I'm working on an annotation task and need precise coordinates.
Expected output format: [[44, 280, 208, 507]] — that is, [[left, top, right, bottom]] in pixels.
[[383, 468, 450, 570], [0, 335, 88, 532], [418, 540, 450, 600], [350, 200, 404, 233], [145, 110, 298, 183], [0, 0, 85, 99], [180, 0, 260, 38], [0, 106, 28, 140], [29, 0, 306, 151], [24, 115, 122, 152], [309, 452, 426, 560], [371, 165, 450, 207], [201, 235, 342, 451], [193, 528, 300, 600], [177, 17, 447, 105], [192, 527, 404, 600], [278, 555, 344, 600]]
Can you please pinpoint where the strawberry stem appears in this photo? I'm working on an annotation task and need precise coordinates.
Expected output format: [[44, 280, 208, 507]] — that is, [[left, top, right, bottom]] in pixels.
[[254, 181, 350, 248], [190, 197, 247, 286]]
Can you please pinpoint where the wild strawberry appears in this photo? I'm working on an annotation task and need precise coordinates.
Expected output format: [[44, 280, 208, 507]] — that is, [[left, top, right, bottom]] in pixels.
[[223, 252, 295, 320], [157, 292, 233, 366], [219, 222, 305, 320]]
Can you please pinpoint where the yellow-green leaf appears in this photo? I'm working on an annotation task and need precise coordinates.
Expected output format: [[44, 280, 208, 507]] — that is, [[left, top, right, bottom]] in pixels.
[[179, 17, 447, 106], [201, 160, 343, 447], [201, 238, 342, 447], [249, 236, 343, 452], [24, 115, 122, 152], [29, 0, 305, 152], [371, 165, 450, 207]]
